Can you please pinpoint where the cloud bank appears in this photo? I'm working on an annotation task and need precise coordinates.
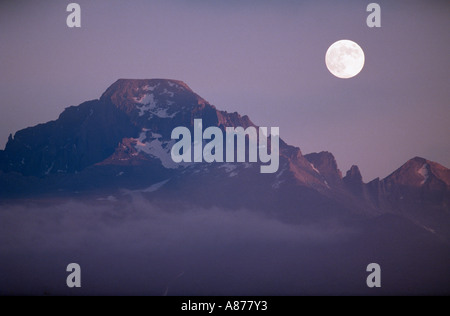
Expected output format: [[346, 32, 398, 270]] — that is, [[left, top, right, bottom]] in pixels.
[[0, 196, 448, 295]]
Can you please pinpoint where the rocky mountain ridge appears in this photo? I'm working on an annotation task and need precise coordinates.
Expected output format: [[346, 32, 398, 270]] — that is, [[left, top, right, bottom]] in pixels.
[[0, 79, 448, 236]]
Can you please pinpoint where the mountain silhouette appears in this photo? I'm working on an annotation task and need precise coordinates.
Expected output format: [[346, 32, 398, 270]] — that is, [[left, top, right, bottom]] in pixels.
[[0, 79, 449, 234]]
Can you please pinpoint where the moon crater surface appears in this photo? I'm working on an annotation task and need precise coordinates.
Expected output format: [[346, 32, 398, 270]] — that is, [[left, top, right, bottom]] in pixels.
[[326, 40, 365, 79]]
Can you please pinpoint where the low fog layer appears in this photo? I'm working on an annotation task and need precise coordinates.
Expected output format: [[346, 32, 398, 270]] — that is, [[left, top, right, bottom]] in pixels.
[[0, 195, 448, 295]]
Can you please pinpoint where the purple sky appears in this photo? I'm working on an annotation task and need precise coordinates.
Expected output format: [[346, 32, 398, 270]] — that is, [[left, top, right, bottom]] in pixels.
[[0, 0, 448, 181]]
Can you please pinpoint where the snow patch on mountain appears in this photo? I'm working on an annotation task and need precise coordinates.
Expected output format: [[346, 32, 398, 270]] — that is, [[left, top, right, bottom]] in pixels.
[[309, 163, 321, 174], [422, 225, 436, 234], [163, 88, 175, 97], [168, 81, 180, 89], [134, 130, 179, 169], [141, 179, 170, 193], [276, 167, 286, 178], [152, 108, 178, 119], [143, 84, 158, 92], [272, 167, 287, 189], [151, 133, 163, 139], [135, 94, 157, 116], [121, 179, 170, 195], [220, 164, 238, 174], [418, 164, 429, 185], [272, 180, 285, 189], [134, 93, 177, 118]]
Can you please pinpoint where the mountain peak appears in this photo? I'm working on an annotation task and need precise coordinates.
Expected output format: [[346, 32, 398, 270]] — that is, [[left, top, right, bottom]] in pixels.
[[344, 165, 363, 182], [343, 165, 364, 195], [304, 151, 343, 186], [409, 156, 428, 165], [100, 78, 209, 120], [384, 157, 450, 188], [106, 79, 193, 94]]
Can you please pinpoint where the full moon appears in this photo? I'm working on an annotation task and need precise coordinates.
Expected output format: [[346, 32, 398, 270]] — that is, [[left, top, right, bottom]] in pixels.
[[325, 40, 365, 79]]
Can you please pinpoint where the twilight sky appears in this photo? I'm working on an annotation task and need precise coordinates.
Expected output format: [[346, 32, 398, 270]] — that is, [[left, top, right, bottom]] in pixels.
[[0, 0, 448, 181]]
